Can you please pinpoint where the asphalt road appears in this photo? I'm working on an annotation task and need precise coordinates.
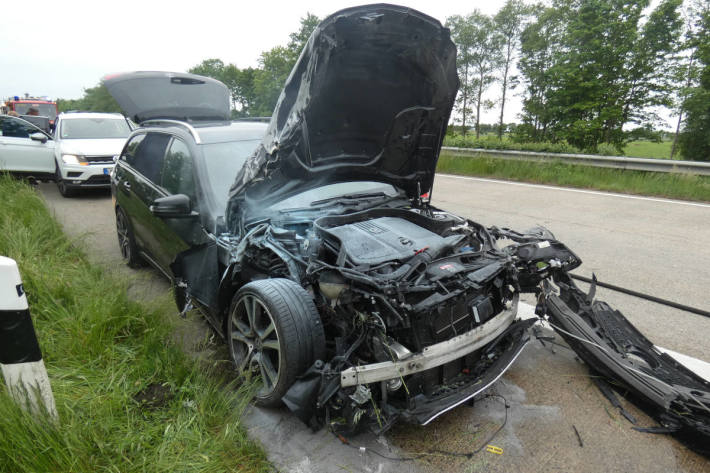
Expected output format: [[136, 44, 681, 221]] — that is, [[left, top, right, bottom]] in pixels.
[[432, 174, 710, 360], [37, 178, 710, 473]]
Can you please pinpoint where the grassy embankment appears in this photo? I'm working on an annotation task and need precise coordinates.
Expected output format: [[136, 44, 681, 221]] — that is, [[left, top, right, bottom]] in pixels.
[[443, 134, 677, 159], [0, 175, 269, 473], [623, 140, 673, 159], [436, 153, 710, 202], [439, 134, 708, 201]]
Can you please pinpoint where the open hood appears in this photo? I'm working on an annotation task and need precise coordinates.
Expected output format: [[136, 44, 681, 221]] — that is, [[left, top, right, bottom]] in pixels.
[[103, 71, 231, 123], [228, 4, 459, 211]]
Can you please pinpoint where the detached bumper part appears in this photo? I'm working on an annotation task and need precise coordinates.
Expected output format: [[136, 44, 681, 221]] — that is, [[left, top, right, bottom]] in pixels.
[[546, 283, 710, 440]]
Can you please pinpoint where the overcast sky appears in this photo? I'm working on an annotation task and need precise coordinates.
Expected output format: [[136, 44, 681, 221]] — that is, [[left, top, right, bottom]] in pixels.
[[1, 0, 670, 126]]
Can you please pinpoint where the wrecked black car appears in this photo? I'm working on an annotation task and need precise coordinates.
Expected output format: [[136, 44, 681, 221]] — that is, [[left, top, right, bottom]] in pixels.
[[105, 4, 710, 440]]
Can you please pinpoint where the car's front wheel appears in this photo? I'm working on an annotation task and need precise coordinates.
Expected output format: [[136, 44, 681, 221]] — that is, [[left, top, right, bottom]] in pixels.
[[115, 207, 143, 268], [55, 166, 75, 197], [227, 279, 325, 406]]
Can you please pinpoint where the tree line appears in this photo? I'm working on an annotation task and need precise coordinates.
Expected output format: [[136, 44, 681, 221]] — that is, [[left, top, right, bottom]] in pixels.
[[449, 0, 709, 160], [59, 3, 709, 161]]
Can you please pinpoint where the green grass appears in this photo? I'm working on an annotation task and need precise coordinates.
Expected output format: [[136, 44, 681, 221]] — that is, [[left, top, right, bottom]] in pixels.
[[623, 140, 673, 159], [443, 134, 582, 154], [436, 153, 710, 202], [443, 134, 680, 160], [0, 175, 270, 473]]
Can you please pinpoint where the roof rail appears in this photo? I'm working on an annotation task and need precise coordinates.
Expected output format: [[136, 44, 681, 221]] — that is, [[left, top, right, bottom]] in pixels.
[[141, 119, 202, 144]]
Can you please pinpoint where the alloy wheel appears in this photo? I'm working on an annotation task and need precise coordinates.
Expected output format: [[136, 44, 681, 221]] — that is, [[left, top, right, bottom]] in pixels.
[[228, 293, 282, 396], [116, 211, 131, 261]]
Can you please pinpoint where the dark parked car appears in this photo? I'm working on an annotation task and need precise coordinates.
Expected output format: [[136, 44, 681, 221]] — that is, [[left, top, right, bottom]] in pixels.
[[107, 5, 709, 440]]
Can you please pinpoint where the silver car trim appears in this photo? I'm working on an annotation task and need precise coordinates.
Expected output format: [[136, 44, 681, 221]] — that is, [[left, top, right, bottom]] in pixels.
[[340, 294, 519, 387], [141, 119, 202, 144]]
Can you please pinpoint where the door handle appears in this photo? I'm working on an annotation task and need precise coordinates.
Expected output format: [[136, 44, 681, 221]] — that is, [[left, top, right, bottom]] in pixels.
[[122, 181, 131, 191]]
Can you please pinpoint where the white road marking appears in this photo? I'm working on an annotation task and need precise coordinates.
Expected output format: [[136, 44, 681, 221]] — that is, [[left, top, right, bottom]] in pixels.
[[437, 174, 710, 209], [656, 347, 710, 383]]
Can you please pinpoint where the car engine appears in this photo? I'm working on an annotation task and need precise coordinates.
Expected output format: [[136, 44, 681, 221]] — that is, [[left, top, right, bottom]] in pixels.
[[227, 204, 581, 434]]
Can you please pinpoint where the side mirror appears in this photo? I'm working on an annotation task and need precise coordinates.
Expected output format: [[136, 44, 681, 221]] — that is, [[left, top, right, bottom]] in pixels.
[[30, 132, 48, 144], [149, 194, 198, 218]]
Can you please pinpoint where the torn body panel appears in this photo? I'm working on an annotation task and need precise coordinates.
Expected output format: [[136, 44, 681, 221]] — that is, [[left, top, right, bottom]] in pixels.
[[545, 274, 710, 440]]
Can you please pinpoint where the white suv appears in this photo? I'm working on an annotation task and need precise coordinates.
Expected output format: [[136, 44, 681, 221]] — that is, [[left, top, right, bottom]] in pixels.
[[53, 112, 131, 196]]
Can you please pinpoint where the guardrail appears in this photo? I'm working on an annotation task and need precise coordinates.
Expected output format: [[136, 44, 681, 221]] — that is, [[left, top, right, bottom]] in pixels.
[[440, 147, 710, 176]]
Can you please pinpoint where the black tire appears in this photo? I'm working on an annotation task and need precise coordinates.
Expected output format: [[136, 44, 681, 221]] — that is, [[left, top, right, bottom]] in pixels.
[[55, 166, 75, 197], [115, 207, 143, 268], [226, 278, 325, 407]]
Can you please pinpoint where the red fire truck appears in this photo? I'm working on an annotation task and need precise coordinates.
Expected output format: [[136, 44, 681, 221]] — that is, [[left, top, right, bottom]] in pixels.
[[3, 95, 59, 128]]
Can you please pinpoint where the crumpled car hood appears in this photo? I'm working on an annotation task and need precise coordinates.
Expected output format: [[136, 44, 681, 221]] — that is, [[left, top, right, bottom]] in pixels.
[[228, 4, 459, 211]]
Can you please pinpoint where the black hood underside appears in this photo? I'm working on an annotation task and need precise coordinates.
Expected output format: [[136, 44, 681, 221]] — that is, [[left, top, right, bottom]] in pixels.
[[228, 4, 459, 218]]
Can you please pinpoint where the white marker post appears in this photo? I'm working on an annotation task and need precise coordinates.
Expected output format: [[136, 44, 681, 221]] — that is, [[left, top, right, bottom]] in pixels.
[[0, 256, 57, 421]]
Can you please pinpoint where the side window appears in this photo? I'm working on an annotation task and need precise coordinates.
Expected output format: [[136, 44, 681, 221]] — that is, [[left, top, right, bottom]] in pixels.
[[0, 116, 39, 138], [131, 133, 171, 184], [162, 139, 195, 198], [121, 134, 146, 165]]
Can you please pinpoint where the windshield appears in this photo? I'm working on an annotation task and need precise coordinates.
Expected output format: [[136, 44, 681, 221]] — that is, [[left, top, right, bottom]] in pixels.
[[202, 140, 261, 208], [60, 118, 131, 139], [266, 182, 400, 211], [14, 103, 57, 120]]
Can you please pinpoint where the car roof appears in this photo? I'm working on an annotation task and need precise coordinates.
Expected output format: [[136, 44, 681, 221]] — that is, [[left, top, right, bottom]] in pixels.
[[136, 119, 267, 145], [196, 121, 267, 144], [58, 112, 125, 120]]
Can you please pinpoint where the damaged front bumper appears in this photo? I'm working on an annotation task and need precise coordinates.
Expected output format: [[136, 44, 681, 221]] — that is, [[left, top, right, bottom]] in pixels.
[[400, 318, 534, 425], [340, 294, 520, 387]]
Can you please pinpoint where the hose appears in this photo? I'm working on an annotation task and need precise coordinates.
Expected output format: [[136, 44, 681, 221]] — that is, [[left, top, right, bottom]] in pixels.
[[569, 273, 710, 319]]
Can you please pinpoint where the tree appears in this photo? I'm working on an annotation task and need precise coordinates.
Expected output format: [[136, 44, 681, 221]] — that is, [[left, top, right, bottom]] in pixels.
[[287, 12, 321, 61], [518, 0, 681, 151], [679, 3, 710, 161], [555, 0, 651, 150], [252, 46, 295, 116], [517, 3, 569, 142], [188, 14, 320, 118], [251, 13, 321, 116], [469, 12, 503, 139], [57, 84, 121, 113], [494, 0, 529, 139], [188, 58, 226, 78], [447, 12, 502, 139], [616, 0, 683, 143], [671, 0, 705, 158], [446, 15, 476, 136]]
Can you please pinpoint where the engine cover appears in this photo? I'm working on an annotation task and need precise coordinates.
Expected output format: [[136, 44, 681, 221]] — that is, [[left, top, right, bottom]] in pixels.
[[324, 217, 444, 266]]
